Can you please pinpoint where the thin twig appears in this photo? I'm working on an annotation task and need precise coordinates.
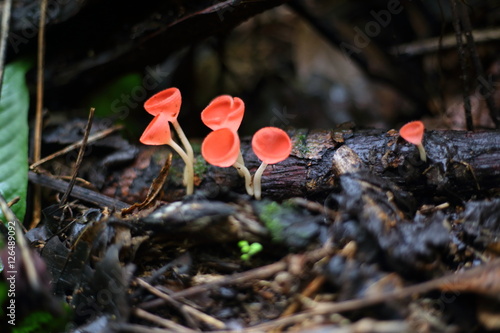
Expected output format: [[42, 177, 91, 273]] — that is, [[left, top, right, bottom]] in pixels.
[[0, 0, 13, 97], [136, 279, 199, 329], [279, 275, 326, 318], [139, 261, 288, 310], [31, 0, 48, 229], [437, 0, 447, 118], [140, 247, 332, 310], [28, 171, 129, 210], [244, 259, 500, 332], [121, 152, 172, 216], [112, 323, 179, 333], [60, 107, 95, 206], [136, 278, 226, 330], [34, 0, 47, 162], [132, 308, 198, 333], [0, 194, 39, 291], [6, 196, 20, 208], [458, 2, 499, 128], [29, 125, 123, 169], [450, 0, 473, 130], [169, 261, 286, 299], [392, 27, 500, 56]]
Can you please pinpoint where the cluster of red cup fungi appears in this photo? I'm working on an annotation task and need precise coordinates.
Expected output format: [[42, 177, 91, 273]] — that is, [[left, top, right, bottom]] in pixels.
[[139, 88, 429, 198], [140, 88, 292, 199]]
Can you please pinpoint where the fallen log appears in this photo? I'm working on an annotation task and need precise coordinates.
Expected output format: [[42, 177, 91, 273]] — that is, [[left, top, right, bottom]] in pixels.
[[103, 128, 500, 203]]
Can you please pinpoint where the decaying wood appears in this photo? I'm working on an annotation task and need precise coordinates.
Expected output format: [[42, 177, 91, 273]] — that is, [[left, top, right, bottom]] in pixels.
[[156, 128, 500, 201], [28, 171, 129, 210], [32, 129, 500, 206]]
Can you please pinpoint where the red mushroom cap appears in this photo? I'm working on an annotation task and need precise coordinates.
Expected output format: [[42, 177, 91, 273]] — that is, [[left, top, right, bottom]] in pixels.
[[139, 113, 171, 145], [251, 127, 292, 164], [201, 95, 244, 132], [144, 87, 182, 120], [399, 120, 425, 145], [201, 128, 240, 167]]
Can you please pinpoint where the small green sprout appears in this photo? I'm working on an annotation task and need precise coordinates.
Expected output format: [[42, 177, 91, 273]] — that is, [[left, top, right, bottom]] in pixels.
[[238, 240, 263, 261]]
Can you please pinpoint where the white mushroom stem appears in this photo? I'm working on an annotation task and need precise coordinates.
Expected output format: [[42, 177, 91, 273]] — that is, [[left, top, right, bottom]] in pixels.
[[233, 161, 253, 196], [172, 120, 195, 183], [168, 139, 194, 195], [416, 143, 427, 162], [234, 151, 245, 177], [252, 162, 268, 200]]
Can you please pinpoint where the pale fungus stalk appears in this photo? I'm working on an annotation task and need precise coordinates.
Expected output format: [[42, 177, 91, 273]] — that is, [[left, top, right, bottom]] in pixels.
[[140, 87, 195, 195], [251, 127, 292, 200], [168, 140, 194, 195], [171, 119, 194, 184], [252, 161, 268, 200], [233, 160, 254, 196]]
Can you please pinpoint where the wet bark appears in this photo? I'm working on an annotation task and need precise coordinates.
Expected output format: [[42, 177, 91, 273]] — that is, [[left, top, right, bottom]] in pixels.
[[127, 128, 500, 202], [32, 128, 500, 206]]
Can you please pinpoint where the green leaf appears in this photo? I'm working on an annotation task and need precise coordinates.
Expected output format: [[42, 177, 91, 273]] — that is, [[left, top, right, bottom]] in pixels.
[[0, 60, 31, 223], [85, 72, 142, 118], [0, 282, 7, 314], [13, 309, 70, 333]]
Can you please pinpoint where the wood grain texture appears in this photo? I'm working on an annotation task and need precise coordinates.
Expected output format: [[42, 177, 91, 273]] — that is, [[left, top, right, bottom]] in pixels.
[[156, 128, 500, 201]]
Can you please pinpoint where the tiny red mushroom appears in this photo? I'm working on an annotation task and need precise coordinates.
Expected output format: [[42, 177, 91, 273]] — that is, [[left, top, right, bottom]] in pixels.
[[139, 112, 172, 145], [251, 127, 292, 200], [201, 128, 253, 195], [144, 87, 194, 164], [200, 94, 250, 184], [399, 120, 427, 162], [144, 87, 181, 118], [140, 87, 194, 195], [201, 95, 245, 132]]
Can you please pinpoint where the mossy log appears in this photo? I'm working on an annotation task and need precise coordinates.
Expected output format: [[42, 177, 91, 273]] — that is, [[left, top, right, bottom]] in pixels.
[[117, 128, 500, 203], [29, 128, 500, 208]]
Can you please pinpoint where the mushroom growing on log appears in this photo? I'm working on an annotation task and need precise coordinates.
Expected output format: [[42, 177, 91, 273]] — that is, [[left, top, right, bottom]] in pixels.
[[96, 128, 500, 203], [30, 128, 500, 205]]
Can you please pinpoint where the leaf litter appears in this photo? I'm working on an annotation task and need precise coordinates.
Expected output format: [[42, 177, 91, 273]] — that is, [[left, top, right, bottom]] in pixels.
[[2, 2, 500, 332], [14, 119, 500, 332]]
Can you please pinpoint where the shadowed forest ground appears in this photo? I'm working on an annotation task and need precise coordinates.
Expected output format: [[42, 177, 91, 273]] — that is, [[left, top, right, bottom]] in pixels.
[[1, 1, 500, 332]]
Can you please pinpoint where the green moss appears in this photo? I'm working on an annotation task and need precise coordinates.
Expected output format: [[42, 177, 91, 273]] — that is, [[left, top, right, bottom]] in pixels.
[[13, 304, 72, 333], [257, 200, 319, 249], [193, 155, 208, 177], [295, 133, 310, 156], [258, 201, 285, 242]]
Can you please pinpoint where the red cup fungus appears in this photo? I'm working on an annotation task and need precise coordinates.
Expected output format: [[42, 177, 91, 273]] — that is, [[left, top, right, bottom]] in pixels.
[[399, 120, 427, 162], [201, 128, 253, 195], [251, 127, 292, 200], [201, 95, 245, 132], [139, 112, 172, 145], [144, 87, 181, 118], [140, 87, 194, 195], [201, 128, 240, 167]]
